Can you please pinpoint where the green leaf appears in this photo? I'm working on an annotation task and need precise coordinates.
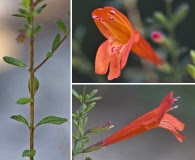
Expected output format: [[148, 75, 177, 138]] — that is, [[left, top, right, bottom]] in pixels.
[[21, 0, 30, 9], [12, 14, 27, 18], [35, 116, 68, 128], [80, 103, 87, 112], [18, 8, 29, 16], [45, 52, 53, 58], [173, 3, 189, 26], [56, 19, 66, 34], [72, 89, 80, 99], [52, 33, 61, 52], [187, 64, 195, 79], [3, 56, 28, 69], [33, 4, 47, 16], [34, 0, 45, 6], [33, 24, 41, 35], [22, 149, 36, 157], [190, 50, 195, 65], [85, 102, 96, 113], [16, 97, 32, 105], [73, 120, 78, 126], [85, 157, 92, 160], [88, 89, 98, 99], [85, 96, 102, 103], [153, 11, 168, 27], [72, 112, 78, 119], [10, 115, 29, 128], [28, 76, 40, 95], [77, 136, 91, 145], [74, 141, 84, 155]]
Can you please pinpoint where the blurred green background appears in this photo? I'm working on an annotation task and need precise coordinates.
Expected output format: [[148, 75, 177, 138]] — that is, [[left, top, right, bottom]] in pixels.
[[72, 0, 195, 83], [72, 85, 195, 160]]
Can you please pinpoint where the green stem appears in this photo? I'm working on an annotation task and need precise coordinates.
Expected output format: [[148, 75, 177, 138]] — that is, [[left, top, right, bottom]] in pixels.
[[29, 1, 35, 160]]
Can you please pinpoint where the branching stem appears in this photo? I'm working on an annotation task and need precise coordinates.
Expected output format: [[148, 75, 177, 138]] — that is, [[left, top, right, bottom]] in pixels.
[[34, 29, 70, 72]]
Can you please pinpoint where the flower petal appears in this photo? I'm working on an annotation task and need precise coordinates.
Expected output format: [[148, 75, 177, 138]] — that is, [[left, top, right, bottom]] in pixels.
[[108, 52, 121, 80], [103, 6, 134, 34], [159, 113, 185, 142], [95, 40, 111, 75], [158, 91, 174, 117], [120, 32, 139, 69], [92, 7, 132, 43], [131, 35, 163, 65]]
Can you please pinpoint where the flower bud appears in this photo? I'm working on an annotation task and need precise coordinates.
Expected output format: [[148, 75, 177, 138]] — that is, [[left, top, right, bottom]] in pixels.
[[151, 31, 165, 43]]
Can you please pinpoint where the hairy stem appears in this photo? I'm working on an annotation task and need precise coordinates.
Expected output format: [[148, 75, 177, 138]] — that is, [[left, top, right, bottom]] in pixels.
[[29, 1, 35, 160], [34, 29, 70, 72]]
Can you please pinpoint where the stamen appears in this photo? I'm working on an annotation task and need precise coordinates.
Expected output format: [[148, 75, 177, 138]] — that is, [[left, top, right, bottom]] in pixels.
[[110, 10, 116, 15], [174, 96, 181, 102], [92, 15, 98, 19], [168, 105, 178, 112], [109, 17, 114, 20]]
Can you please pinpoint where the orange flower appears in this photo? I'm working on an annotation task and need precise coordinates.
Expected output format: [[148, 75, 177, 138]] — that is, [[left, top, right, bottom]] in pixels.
[[92, 6, 163, 80], [83, 91, 185, 153]]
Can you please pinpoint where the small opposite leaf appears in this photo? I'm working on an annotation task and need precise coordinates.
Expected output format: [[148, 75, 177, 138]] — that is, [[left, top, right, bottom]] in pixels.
[[153, 11, 168, 27], [33, 24, 41, 35], [21, 0, 30, 9], [3, 56, 28, 69], [85, 96, 102, 103], [190, 50, 195, 65], [28, 76, 40, 95], [35, 116, 68, 128], [88, 89, 98, 99], [16, 97, 32, 105], [33, 4, 47, 16], [74, 141, 84, 156], [45, 52, 53, 58], [85, 102, 96, 113], [34, 0, 45, 6], [187, 64, 195, 79], [80, 103, 87, 112], [18, 8, 29, 16], [12, 14, 27, 18], [52, 33, 61, 52], [72, 89, 80, 99], [22, 149, 36, 157], [10, 115, 29, 128], [56, 19, 66, 34]]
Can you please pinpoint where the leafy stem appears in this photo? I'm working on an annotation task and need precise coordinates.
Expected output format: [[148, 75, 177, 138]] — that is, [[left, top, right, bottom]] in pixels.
[[34, 28, 70, 72]]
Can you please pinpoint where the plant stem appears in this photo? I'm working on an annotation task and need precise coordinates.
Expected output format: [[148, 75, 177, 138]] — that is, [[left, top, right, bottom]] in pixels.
[[34, 29, 70, 72], [30, 1, 35, 160]]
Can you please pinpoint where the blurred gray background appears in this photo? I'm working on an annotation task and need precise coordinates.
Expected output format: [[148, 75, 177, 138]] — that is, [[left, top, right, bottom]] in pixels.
[[0, 0, 70, 160], [72, 85, 195, 160]]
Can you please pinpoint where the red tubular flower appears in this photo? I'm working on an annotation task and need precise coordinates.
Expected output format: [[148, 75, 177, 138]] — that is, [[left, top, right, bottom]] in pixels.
[[83, 91, 185, 153], [92, 6, 164, 80]]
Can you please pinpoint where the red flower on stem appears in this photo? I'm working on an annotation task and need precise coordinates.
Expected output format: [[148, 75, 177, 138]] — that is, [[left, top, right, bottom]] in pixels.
[[83, 91, 185, 153], [92, 6, 164, 80]]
